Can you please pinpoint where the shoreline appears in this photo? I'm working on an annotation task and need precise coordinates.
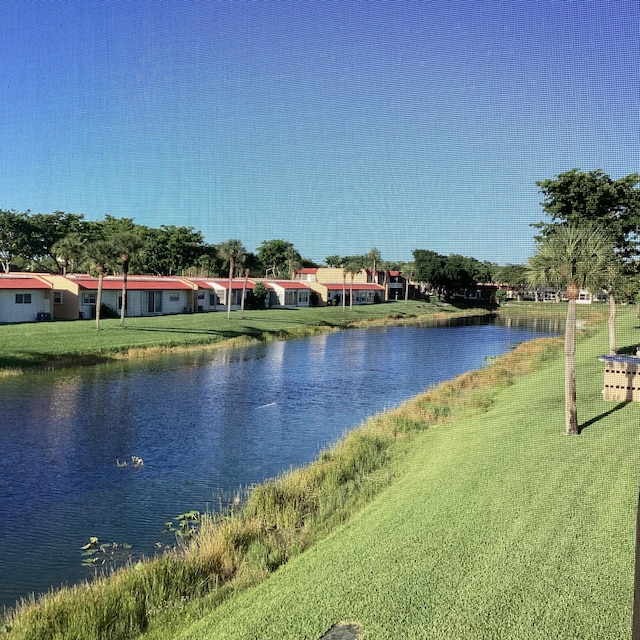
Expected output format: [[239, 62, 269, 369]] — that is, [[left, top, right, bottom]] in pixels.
[[1, 322, 566, 637], [0, 303, 499, 378]]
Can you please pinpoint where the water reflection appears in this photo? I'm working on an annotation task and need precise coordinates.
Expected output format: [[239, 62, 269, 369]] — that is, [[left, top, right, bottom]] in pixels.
[[0, 317, 559, 608]]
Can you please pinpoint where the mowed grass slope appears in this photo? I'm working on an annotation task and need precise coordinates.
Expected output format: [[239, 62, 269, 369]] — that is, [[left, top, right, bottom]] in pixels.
[[181, 312, 640, 639]]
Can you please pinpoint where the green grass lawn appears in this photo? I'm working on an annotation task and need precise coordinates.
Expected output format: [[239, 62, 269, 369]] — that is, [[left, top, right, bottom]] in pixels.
[[177, 307, 640, 640], [0, 300, 487, 372]]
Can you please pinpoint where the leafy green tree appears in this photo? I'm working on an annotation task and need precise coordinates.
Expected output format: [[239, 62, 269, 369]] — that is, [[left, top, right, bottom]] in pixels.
[[257, 239, 301, 278], [191, 244, 220, 277], [536, 169, 640, 263], [139, 225, 205, 276], [528, 225, 614, 435], [324, 255, 343, 268], [0, 209, 32, 272], [443, 254, 477, 297], [218, 239, 246, 319], [494, 264, 529, 300], [251, 282, 269, 309], [25, 211, 87, 272], [413, 249, 446, 298]]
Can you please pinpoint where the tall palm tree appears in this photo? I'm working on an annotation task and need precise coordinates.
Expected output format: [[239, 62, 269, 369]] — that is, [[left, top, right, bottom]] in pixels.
[[112, 231, 142, 328], [528, 225, 613, 435], [84, 240, 114, 331], [402, 261, 416, 302], [218, 239, 246, 319], [601, 260, 631, 356], [344, 260, 363, 310]]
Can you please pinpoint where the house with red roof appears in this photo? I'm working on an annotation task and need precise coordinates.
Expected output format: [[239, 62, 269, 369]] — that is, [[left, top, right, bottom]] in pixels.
[[295, 267, 386, 305], [260, 280, 312, 308], [186, 278, 256, 311], [0, 274, 53, 323], [42, 274, 198, 319], [317, 282, 385, 306]]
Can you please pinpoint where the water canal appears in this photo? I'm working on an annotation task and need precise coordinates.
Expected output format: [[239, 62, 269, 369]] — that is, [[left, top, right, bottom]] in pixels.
[[0, 316, 561, 609]]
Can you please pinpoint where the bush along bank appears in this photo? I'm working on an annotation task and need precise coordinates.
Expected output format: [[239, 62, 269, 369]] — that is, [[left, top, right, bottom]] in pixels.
[[1, 336, 562, 640]]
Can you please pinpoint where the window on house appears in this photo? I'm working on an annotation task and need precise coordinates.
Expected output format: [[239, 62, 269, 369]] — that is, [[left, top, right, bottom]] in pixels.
[[82, 292, 97, 305], [15, 293, 32, 304], [298, 290, 309, 303], [53, 291, 63, 304], [169, 293, 180, 302]]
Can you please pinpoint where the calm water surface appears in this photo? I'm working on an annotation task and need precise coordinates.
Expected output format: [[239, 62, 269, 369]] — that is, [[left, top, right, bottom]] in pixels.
[[0, 317, 560, 608]]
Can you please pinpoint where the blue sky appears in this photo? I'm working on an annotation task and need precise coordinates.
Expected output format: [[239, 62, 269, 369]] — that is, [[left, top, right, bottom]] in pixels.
[[2, 1, 639, 265]]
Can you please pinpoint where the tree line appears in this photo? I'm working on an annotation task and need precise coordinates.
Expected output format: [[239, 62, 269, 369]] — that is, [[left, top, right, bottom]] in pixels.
[[0, 208, 528, 294]]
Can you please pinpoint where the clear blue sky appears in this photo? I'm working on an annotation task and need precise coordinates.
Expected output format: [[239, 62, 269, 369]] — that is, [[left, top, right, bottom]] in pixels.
[[2, 1, 639, 265]]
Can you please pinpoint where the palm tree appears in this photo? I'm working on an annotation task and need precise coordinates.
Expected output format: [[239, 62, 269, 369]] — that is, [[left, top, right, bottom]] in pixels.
[[218, 239, 246, 319], [528, 225, 613, 435], [112, 231, 142, 328], [285, 246, 301, 280], [366, 248, 382, 280], [344, 259, 363, 310], [402, 261, 416, 302], [84, 240, 114, 330], [52, 233, 84, 275]]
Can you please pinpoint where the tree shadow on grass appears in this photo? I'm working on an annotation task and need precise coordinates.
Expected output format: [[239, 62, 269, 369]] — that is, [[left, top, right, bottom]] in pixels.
[[579, 401, 631, 434]]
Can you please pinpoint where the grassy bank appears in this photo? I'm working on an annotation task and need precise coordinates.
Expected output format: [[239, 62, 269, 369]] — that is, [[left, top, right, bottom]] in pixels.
[[0, 300, 490, 375], [3, 303, 635, 639], [177, 306, 639, 640]]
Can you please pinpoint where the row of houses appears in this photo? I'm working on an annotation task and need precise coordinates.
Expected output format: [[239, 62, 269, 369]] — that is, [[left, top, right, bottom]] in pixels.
[[0, 269, 407, 323], [502, 286, 608, 303]]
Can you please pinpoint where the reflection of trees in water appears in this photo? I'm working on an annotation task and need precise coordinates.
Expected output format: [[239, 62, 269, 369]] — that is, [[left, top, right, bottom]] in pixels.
[[497, 315, 564, 334]]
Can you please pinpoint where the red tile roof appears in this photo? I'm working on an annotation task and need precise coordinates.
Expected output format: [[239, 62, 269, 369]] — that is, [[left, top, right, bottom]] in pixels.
[[188, 278, 255, 290], [73, 276, 194, 291], [261, 280, 311, 290], [323, 283, 384, 291], [0, 276, 52, 289]]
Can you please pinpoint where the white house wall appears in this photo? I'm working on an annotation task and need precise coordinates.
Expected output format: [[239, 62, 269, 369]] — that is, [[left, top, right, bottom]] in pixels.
[[79, 289, 191, 318], [0, 290, 50, 323]]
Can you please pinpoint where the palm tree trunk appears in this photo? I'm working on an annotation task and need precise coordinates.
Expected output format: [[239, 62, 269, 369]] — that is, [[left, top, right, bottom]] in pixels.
[[95, 271, 104, 331], [120, 259, 129, 328], [349, 275, 354, 310], [227, 259, 234, 319], [564, 295, 579, 435], [240, 269, 249, 319], [608, 293, 617, 355], [342, 273, 346, 310]]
